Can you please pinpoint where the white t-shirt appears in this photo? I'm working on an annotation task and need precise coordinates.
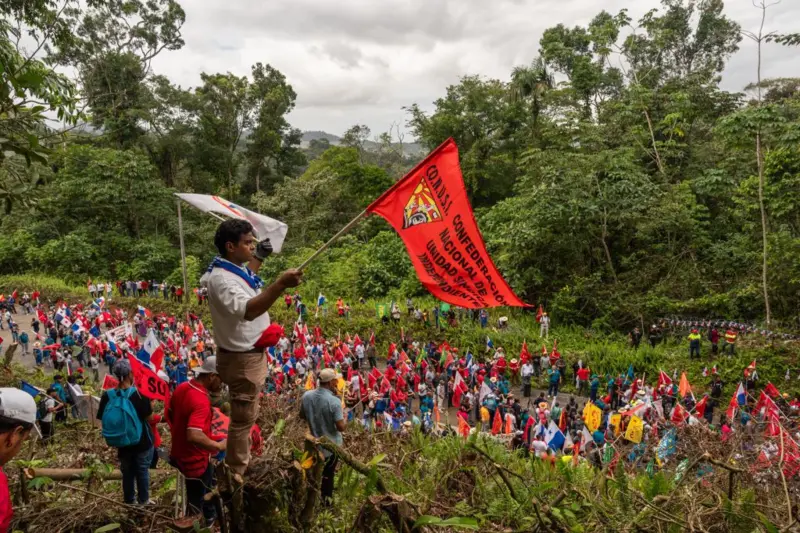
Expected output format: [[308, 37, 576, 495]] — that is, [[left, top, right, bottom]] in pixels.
[[203, 261, 270, 352], [42, 397, 56, 423]]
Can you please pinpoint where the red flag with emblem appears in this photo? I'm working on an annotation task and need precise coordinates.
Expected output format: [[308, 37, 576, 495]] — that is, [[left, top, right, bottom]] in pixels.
[[365, 138, 527, 309]]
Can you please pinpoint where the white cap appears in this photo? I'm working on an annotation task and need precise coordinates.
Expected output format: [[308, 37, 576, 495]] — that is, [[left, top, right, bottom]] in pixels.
[[194, 356, 218, 375], [0, 388, 37, 425]]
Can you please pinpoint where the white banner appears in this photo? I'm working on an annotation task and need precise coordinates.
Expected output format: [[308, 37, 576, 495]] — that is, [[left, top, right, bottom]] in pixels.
[[176, 193, 288, 252]]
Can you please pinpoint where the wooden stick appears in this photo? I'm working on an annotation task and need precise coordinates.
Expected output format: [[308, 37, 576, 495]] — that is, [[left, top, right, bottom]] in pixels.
[[26, 467, 172, 481], [295, 210, 368, 270]]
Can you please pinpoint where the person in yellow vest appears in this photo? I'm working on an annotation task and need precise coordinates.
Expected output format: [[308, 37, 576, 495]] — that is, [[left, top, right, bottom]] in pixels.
[[188, 354, 201, 370], [687, 329, 701, 359], [723, 328, 737, 355], [480, 405, 490, 432]]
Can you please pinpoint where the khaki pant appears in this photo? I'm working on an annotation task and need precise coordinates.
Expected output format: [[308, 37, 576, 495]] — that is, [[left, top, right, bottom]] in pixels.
[[217, 349, 267, 476]]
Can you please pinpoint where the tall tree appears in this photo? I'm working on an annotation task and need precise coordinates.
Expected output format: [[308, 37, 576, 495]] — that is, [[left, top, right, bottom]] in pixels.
[[243, 63, 304, 195]]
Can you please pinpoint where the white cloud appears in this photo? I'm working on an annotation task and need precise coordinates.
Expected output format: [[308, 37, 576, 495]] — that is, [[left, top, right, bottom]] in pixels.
[[151, 0, 800, 137]]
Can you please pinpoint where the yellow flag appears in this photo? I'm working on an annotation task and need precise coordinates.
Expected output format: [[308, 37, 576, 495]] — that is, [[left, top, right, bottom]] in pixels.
[[625, 415, 644, 444], [609, 413, 622, 436], [305, 373, 315, 391], [584, 403, 602, 432]]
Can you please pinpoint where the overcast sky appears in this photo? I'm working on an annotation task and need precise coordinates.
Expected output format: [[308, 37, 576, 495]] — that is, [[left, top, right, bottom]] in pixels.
[[151, 0, 799, 138]]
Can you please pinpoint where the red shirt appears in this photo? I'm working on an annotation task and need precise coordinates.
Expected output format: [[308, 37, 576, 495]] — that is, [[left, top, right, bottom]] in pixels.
[[0, 467, 11, 532], [169, 380, 213, 477], [149, 414, 163, 448], [577, 368, 590, 381]]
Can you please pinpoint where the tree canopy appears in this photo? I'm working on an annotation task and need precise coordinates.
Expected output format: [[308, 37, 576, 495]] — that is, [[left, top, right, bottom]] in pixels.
[[1, 0, 799, 330]]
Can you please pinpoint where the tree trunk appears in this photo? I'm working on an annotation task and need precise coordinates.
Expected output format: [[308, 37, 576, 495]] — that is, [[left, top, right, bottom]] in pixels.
[[757, 131, 770, 325]]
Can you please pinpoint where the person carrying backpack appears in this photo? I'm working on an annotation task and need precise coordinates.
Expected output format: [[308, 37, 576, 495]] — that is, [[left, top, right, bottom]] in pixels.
[[97, 360, 154, 505], [37, 389, 59, 441]]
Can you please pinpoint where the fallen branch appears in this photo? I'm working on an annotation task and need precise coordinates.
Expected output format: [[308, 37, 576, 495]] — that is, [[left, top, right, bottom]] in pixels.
[[25, 467, 173, 481], [311, 434, 387, 494]]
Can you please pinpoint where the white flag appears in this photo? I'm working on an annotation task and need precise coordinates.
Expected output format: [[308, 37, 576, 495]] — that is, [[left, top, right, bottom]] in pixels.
[[176, 193, 289, 252], [479, 381, 493, 404]]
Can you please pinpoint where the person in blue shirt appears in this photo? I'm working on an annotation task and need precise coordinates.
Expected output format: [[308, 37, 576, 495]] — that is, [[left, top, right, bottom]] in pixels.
[[33, 344, 43, 366], [50, 375, 68, 422], [419, 392, 434, 415], [479, 309, 488, 328], [176, 360, 188, 385], [590, 375, 600, 402], [498, 376, 510, 396], [547, 366, 561, 398]]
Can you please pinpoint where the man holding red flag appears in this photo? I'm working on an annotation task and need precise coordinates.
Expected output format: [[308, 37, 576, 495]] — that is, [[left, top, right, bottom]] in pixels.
[[202, 219, 302, 478]]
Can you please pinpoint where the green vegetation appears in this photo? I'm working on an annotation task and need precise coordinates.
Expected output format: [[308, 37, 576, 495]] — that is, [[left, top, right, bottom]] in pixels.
[[2, 0, 800, 331]]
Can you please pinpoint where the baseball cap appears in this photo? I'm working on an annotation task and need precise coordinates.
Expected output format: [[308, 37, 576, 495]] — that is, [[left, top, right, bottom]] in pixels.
[[194, 356, 218, 375], [319, 368, 337, 383], [0, 388, 37, 426]]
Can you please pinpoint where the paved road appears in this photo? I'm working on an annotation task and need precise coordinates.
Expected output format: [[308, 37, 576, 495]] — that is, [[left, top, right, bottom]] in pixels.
[[0, 308, 112, 381]]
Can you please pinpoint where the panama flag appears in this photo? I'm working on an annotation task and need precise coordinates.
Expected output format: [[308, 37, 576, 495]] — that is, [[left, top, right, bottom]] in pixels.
[[726, 382, 747, 420], [94, 297, 105, 308], [71, 321, 85, 335], [137, 305, 152, 319], [486, 337, 494, 350], [544, 420, 566, 451], [451, 371, 468, 407], [137, 330, 165, 372]]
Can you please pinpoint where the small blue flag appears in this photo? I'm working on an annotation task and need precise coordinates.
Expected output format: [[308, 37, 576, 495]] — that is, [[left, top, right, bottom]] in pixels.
[[136, 347, 151, 366], [20, 380, 40, 398]]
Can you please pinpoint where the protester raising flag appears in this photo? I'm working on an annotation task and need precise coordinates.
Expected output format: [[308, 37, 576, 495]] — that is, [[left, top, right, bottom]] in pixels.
[[364, 139, 527, 309]]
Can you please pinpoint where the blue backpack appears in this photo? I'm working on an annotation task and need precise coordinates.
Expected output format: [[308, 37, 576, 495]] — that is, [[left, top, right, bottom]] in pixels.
[[101, 388, 142, 448]]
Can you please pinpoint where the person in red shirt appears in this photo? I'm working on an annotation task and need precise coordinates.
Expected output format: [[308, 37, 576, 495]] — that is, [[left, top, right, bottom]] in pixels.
[[0, 389, 37, 533], [168, 357, 226, 527], [576, 366, 590, 397]]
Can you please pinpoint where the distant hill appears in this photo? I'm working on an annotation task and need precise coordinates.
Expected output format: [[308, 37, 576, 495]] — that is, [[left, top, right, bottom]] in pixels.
[[300, 131, 426, 157]]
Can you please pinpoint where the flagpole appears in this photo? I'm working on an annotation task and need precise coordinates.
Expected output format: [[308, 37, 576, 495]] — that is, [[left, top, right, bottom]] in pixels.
[[176, 198, 189, 299], [295, 209, 369, 271]]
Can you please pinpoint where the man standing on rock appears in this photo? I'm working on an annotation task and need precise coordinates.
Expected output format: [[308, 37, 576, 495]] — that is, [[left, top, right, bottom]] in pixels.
[[202, 219, 302, 477]]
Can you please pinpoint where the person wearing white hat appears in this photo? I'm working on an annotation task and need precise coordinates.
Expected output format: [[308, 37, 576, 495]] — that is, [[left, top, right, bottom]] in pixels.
[[0, 388, 37, 530], [300, 368, 344, 505]]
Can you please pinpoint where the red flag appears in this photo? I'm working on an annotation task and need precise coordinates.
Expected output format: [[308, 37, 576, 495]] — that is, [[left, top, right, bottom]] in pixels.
[[657, 370, 673, 388], [671, 404, 688, 425], [129, 356, 170, 403], [32, 290, 39, 301], [536, 304, 543, 323], [102, 375, 119, 390], [385, 365, 396, 381], [694, 396, 708, 419], [369, 331, 376, 346], [11, 290, 17, 300], [491, 409, 503, 435], [519, 341, 531, 364], [366, 138, 527, 308], [452, 372, 468, 407], [353, 334, 362, 347], [368, 368, 382, 390], [765, 382, 780, 398], [388, 342, 396, 358]]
